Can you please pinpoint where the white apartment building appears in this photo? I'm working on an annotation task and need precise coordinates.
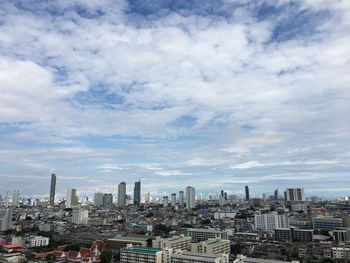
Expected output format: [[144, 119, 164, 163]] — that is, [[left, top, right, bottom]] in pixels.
[[153, 236, 191, 251], [187, 228, 228, 242], [191, 239, 230, 255], [29, 236, 49, 247], [72, 208, 89, 225], [186, 186, 196, 209], [254, 212, 289, 232], [0, 208, 12, 231], [171, 251, 229, 263], [120, 246, 172, 263]]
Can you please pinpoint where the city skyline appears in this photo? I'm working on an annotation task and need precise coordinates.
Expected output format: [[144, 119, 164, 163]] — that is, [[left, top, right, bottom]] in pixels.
[[0, 1, 350, 196]]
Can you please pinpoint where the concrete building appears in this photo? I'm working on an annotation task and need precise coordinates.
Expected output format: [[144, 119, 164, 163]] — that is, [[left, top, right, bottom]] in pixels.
[[245, 186, 250, 201], [0, 208, 12, 232], [191, 238, 230, 254], [12, 190, 20, 207], [171, 251, 229, 263], [274, 227, 313, 242], [187, 228, 228, 242], [153, 236, 191, 251], [29, 236, 49, 247], [171, 193, 177, 207], [179, 191, 184, 207], [66, 188, 78, 208], [145, 192, 151, 203], [254, 212, 289, 232], [49, 174, 56, 206], [106, 237, 149, 252], [333, 229, 350, 242], [285, 188, 305, 202], [163, 196, 169, 207], [103, 193, 113, 209], [72, 208, 89, 225], [134, 180, 141, 206], [313, 217, 344, 230], [118, 182, 126, 207], [332, 247, 350, 260], [94, 192, 104, 207], [185, 186, 196, 209], [234, 255, 300, 263], [120, 246, 168, 263]]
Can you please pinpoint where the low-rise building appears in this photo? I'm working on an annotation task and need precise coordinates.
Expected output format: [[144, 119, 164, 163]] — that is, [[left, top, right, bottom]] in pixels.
[[191, 239, 230, 255], [187, 228, 228, 242], [153, 236, 191, 251], [171, 251, 229, 263], [29, 236, 49, 247]]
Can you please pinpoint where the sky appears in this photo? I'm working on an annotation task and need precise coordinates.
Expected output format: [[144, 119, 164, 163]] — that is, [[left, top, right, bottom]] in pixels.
[[0, 0, 350, 199]]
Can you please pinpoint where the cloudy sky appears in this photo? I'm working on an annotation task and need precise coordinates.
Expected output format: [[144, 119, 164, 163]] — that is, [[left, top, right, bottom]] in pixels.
[[0, 0, 350, 198]]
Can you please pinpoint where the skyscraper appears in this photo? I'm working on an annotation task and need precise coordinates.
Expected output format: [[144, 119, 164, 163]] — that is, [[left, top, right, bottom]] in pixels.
[[66, 188, 78, 208], [179, 191, 184, 207], [134, 180, 141, 206], [171, 193, 176, 207], [0, 207, 12, 231], [94, 193, 104, 207], [118, 182, 126, 207], [274, 189, 279, 200], [12, 190, 20, 206], [49, 174, 56, 206], [245, 186, 250, 201], [186, 186, 196, 209], [285, 188, 305, 202], [103, 193, 113, 209]]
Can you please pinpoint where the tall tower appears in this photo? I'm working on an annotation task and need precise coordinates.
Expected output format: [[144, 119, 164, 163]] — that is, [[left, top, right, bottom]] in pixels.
[[49, 174, 56, 206], [186, 186, 196, 209], [245, 186, 250, 201], [133, 180, 141, 206], [66, 188, 78, 208], [179, 191, 184, 207], [171, 193, 176, 207], [12, 190, 20, 206], [118, 182, 126, 207]]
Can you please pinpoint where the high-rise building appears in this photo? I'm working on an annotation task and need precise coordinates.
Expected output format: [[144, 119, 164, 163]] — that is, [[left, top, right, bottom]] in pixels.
[[94, 192, 104, 207], [163, 196, 169, 207], [12, 190, 20, 206], [274, 189, 279, 200], [5, 191, 10, 207], [186, 186, 196, 209], [0, 208, 12, 231], [66, 188, 78, 208], [103, 193, 113, 209], [134, 180, 141, 206], [179, 191, 184, 207], [254, 212, 289, 231], [171, 193, 176, 207], [118, 182, 126, 207], [145, 192, 151, 203], [245, 186, 250, 201], [285, 188, 305, 202], [49, 174, 56, 206]]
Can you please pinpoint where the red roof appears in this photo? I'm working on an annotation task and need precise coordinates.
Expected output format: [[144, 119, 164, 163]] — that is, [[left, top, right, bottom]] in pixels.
[[3, 244, 24, 249]]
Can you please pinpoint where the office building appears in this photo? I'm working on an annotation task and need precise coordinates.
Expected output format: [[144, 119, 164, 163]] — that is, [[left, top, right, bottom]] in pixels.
[[186, 186, 196, 209], [118, 182, 126, 207], [254, 212, 289, 232], [12, 190, 20, 206], [313, 217, 344, 231], [163, 196, 169, 207], [171, 193, 176, 207], [49, 174, 56, 206], [187, 228, 228, 242], [153, 236, 191, 251], [0, 208, 12, 231], [103, 193, 113, 209], [66, 188, 78, 208], [145, 192, 151, 203], [134, 180, 141, 206], [94, 192, 104, 207], [275, 227, 313, 242], [274, 189, 278, 200], [72, 208, 89, 225], [191, 238, 230, 254], [274, 228, 293, 241], [245, 186, 250, 201], [179, 191, 184, 207], [171, 251, 229, 263], [285, 188, 305, 202]]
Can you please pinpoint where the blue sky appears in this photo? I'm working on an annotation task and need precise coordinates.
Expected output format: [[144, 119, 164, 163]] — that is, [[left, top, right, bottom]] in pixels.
[[0, 0, 350, 198]]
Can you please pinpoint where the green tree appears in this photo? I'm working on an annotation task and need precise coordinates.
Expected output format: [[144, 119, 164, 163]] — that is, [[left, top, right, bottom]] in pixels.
[[64, 243, 82, 252], [231, 243, 242, 255], [100, 251, 112, 263]]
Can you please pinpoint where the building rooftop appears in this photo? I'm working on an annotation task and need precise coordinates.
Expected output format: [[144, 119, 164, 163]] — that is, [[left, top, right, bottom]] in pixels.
[[120, 246, 162, 255]]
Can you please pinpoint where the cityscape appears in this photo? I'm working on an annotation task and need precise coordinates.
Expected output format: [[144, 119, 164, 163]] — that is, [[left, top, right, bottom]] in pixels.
[[1, 0, 350, 263]]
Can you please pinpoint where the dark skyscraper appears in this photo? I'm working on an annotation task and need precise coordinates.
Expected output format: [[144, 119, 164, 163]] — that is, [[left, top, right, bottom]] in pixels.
[[134, 180, 141, 206], [49, 174, 56, 205], [274, 189, 279, 200], [245, 185, 250, 201]]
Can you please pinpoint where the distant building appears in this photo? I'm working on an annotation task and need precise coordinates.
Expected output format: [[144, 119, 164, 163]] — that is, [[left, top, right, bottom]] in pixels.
[[186, 186, 196, 209], [145, 192, 151, 203], [49, 174, 56, 206], [187, 228, 228, 242], [94, 192, 104, 207], [274, 189, 278, 200], [274, 227, 314, 242], [179, 191, 184, 207], [313, 217, 344, 231], [285, 188, 305, 202], [29, 236, 49, 247], [163, 196, 169, 207], [0, 208, 12, 231], [118, 182, 126, 207], [171, 193, 176, 207], [72, 208, 89, 225], [12, 190, 20, 207], [134, 180, 141, 206], [103, 193, 113, 209], [245, 186, 250, 201], [66, 188, 78, 208], [254, 212, 289, 232]]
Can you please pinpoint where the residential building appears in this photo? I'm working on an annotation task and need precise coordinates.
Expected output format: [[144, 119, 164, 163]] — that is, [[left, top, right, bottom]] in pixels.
[[134, 180, 141, 206], [72, 208, 89, 225], [49, 174, 56, 206], [120, 246, 166, 263], [234, 255, 300, 263], [153, 236, 191, 251], [94, 193, 104, 207], [179, 191, 184, 207], [103, 193, 113, 209], [245, 186, 250, 201], [254, 212, 289, 232], [163, 196, 169, 207], [171, 251, 229, 263], [171, 193, 176, 207], [313, 217, 344, 230], [118, 182, 126, 207], [0, 208, 12, 232], [66, 188, 78, 208], [29, 236, 49, 247], [191, 238, 230, 254], [285, 188, 305, 202], [185, 186, 196, 209], [187, 228, 228, 242]]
